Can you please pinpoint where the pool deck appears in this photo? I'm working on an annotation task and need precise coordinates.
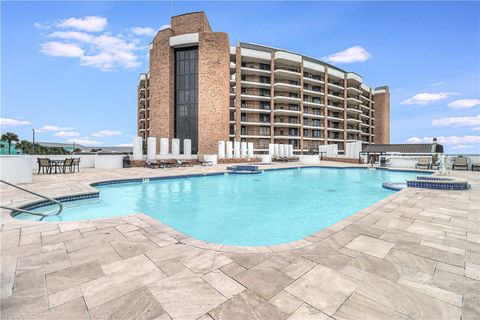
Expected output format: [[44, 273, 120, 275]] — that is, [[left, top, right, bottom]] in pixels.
[[1, 162, 479, 320]]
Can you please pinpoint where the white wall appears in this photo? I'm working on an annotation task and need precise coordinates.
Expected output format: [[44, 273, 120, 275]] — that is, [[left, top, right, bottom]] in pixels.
[[31, 155, 96, 169], [1, 156, 33, 184]]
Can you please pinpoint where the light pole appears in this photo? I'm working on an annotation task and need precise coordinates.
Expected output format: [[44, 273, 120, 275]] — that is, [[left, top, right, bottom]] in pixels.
[[32, 129, 35, 155]]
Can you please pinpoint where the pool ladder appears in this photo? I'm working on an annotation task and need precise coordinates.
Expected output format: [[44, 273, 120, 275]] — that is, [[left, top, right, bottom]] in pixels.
[[0, 180, 63, 220]]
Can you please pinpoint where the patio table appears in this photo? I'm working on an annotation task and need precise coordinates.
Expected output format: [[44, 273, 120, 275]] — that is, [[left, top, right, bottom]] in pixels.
[[49, 160, 65, 174]]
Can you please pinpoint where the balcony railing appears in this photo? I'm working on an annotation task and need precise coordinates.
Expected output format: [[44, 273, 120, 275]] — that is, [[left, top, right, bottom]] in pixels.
[[275, 65, 300, 73]]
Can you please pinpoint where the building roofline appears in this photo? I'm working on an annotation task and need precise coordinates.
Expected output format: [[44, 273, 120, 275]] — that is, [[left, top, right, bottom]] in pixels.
[[171, 11, 206, 19]]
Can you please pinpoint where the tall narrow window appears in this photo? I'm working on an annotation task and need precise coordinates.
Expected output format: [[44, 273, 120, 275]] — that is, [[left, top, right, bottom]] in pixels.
[[175, 47, 198, 153]]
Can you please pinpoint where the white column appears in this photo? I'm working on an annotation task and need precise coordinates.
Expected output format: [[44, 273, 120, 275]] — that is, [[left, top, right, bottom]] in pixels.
[[226, 141, 233, 158], [183, 139, 191, 156], [160, 138, 169, 156], [147, 137, 157, 160], [274, 144, 279, 156], [218, 141, 225, 159], [247, 142, 254, 158], [234, 141, 240, 158], [268, 144, 275, 156], [279, 144, 285, 157], [240, 142, 247, 158], [289, 145, 294, 157], [172, 139, 180, 156], [132, 136, 143, 160]]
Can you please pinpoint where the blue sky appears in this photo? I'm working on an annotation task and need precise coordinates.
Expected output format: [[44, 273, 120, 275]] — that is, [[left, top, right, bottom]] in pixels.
[[1, 1, 479, 153]]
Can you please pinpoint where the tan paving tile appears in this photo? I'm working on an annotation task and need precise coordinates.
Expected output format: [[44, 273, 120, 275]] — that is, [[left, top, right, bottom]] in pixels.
[[345, 235, 395, 259], [209, 290, 288, 320], [46, 261, 105, 294], [89, 287, 165, 320], [232, 267, 294, 300], [356, 274, 461, 320], [48, 286, 83, 309], [287, 303, 333, 320], [181, 251, 232, 274], [280, 257, 316, 279], [333, 293, 408, 320], [219, 262, 246, 277], [200, 270, 245, 299], [148, 269, 226, 320], [465, 262, 480, 280], [17, 248, 70, 274], [81, 254, 165, 309], [68, 243, 121, 266], [25, 297, 89, 320], [397, 277, 463, 307], [285, 265, 358, 316], [269, 290, 303, 315]]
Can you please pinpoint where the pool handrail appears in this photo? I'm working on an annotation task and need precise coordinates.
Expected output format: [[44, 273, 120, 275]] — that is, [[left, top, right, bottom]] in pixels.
[[0, 179, 63, 220]]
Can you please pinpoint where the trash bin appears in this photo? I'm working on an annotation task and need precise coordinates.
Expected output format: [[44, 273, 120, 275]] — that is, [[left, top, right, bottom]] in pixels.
[[123, 156, 131, 168]]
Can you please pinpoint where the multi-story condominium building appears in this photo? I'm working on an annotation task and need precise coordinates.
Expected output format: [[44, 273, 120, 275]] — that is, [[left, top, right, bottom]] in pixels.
[[138, 12, 390, 155]]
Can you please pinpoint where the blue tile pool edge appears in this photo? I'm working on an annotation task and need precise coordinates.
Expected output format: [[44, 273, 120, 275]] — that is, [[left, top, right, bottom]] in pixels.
[[10, 166, 432, 216]]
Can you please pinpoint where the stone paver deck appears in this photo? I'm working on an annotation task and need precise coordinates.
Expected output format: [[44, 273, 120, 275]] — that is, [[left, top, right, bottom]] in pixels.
[[1, 163, 479, 319]]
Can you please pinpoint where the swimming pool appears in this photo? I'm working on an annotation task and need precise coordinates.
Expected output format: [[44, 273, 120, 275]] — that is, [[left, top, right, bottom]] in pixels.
[[16, 167, 426, 246]]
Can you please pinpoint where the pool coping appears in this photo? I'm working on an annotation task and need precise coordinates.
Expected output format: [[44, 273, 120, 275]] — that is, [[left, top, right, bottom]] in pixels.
[[6, 165, 435, 253]]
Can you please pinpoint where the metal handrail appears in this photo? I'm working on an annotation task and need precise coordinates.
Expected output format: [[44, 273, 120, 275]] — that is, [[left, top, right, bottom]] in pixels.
[[0, 180, 63, 220]]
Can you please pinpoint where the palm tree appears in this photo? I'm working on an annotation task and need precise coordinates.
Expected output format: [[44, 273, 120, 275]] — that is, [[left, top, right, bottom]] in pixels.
[[1, 132, 20, 155], [17, 140, 32, 154]]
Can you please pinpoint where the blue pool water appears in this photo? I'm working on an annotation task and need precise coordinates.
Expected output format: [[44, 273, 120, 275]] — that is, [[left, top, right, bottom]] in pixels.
[[16, 168, 426, 246]]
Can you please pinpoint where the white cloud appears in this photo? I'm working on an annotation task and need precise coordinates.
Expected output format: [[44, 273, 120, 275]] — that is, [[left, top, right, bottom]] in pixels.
[[40, 41, 84, 57], [33, 22, 50, 30], [404, 135, 480, 145], [49, 31, 94, 43], [0, 118, 31, 126], [54, 131, 80, 138], [129, 27, 157, 36], [80, 35, 140, 70], [401, 92, 457, 105], [38, 125, 74, 132], [432, 115, 480, 127], [473, 127, 480, 131], [159, 24, 171, 31], [92, 130, 122, 137], [118, 143, 133, 147], [67, 137, 101, 145], [447, 98, 480, 110], [323, 46, 371, 64], [57, 16, 107, 32], [38, 16, 143, 71]]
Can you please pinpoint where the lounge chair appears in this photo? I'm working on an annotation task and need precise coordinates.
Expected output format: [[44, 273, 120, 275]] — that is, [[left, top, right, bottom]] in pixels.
[[452, 156, 470, 170], [272, 155, 287, 162], [197, 153, 213, 166], [72, 158, 81, 172], [415, 157, 431, 169], [59, 158, 74, 173], [37, 158, 52, 174], [145, 159, 160, 168], [161, 159, 177, 168], [176, 159, 195, 167]]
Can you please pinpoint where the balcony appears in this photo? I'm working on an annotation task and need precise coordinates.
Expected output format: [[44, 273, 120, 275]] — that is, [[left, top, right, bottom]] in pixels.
[[346, 105, 362, 114], [347, 86, 362, 94], [241, 79, 271, 89], [347, 96, 362, 104], [327, 80, 344, 90], [274, 79, 301, 92], [303, 72, 324, 84], [241, 63, 271, 75], [274, 65, 301, 78], [303, 110, 324, 118], [241, 90, 271, 101], [326, 102, 344, 111], [274, 92, 301, 103], [346, 116, 362, 124]]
